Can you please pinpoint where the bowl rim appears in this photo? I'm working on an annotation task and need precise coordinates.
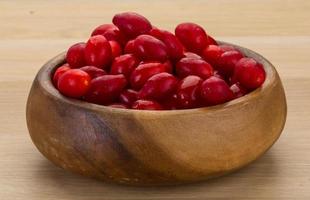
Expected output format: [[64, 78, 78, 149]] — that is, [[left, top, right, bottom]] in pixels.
[[36, 41, 277, 116]]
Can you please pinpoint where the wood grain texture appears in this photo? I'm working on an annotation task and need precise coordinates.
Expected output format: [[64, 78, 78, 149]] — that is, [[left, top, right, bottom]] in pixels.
[[1, 0, 310, 199], [26, 45, 286, 185]]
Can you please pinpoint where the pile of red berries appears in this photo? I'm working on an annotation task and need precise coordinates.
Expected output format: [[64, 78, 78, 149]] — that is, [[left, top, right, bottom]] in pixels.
[[53, 12, 266, 110]]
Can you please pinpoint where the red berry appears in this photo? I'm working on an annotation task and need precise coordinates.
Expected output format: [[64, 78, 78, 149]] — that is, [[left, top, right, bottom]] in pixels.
[[202, 45, 224, 66], [176, 57, 213, 79], [66, 43, 86, 68], [138, 72, 178, 101], [200, 76, 233, 106], [183, 52, 202, 60], [113, 12, 152, 39], [108, 103, 129, 109], [132, 100, 162, 110], [176, 75, 203, 109], [53, 64, 71, 86], [57, 69, 91, 98], [109, 40, 122, 59], [233, 58, 266, 90], [149, 28, 184, 60], [119, 89, 138, 106], [110, 54, 139, 79], [124, 40, 135, 54], [175, 22, 209, 53], [79, 66, 107, 79], [85, 74, 127, 105], [84, 35, 112, 69], [130, 62, 167, 89], [133, 34, 168, 62], [230, 83, 247, 98], [91, 24, 126, 45], [217, 50, 243, 77]]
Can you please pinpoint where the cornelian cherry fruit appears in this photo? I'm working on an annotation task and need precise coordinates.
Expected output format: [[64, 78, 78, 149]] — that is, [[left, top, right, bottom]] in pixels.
[[175, 22, 209, 53], [133, 34, 168, 62], [176, 57, 213, 79], [57, 69, 91, 98], [233, 58, 266, 90], [200, 76, 233, 106], [66, 43, 86, 68], [138, 72, 178, 101], [84, 35, 112, 69], [113, 12, 152, 39], [85, 74, 127, 105]]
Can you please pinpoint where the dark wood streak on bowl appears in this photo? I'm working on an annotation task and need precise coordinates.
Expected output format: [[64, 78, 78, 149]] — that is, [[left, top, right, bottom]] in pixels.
[[26, 42, 287, 185]]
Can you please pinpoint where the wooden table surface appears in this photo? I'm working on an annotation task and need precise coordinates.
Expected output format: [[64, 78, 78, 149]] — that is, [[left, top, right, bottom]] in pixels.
[[1, 0, 310, 199]]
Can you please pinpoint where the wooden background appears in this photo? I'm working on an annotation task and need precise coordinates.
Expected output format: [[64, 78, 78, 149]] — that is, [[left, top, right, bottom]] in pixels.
[[1, 0, 310, 199]]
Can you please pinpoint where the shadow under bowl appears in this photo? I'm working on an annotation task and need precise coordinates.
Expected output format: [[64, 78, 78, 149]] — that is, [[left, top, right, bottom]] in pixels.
[[26, 42, 287, 186]]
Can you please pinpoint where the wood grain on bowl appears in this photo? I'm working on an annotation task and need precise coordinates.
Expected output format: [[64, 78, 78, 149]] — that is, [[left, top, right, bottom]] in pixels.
[[26, 42, 287, 185]]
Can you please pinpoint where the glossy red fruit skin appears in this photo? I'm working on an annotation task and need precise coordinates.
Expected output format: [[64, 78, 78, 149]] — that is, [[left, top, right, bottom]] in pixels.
[[109, 40, 122, 59], [110, 54, 139, 79], [176, 75, 203, 109], [53, 64, 71, 86], [66, 43, 86, 68], [175, 22, 209, 53], [202, 45, 224, 66], [138, 72, 178, 101], [112, 12, 152, 39], [85, 74, 127, 105], [57, 69, 91, 98], [91, 24, 126, 45], [130, 62, 167, 89], [230, 83, 247, 98], [233, 58, 266, 90], [200, 76, 234, 106], [119, 89, 138, 106], [132, 100, 163, 110], [79, 66, 107, 79], [124, 40, 135, 54], [149, 28, 184, 60], [84, 35, 112, 69], [183, 52, 202, 60], [176, 57, 214, 79], [108, 103, 129, 109], [133, 34, 168, 62], [217, 50, 243, 77]]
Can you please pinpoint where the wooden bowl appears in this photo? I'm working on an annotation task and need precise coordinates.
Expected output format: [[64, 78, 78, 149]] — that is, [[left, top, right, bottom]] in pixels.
[[26, 42, 287, 185]]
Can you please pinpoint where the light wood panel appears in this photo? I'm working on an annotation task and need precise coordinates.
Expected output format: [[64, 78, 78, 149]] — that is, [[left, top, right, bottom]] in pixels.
[[0, 0, 310, 199]]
